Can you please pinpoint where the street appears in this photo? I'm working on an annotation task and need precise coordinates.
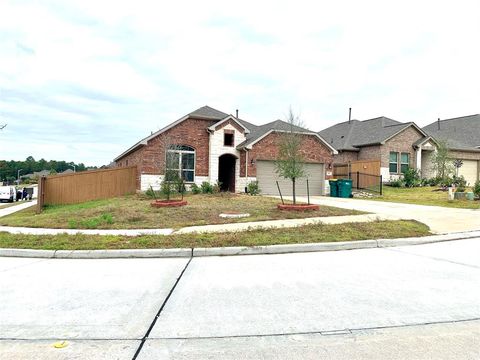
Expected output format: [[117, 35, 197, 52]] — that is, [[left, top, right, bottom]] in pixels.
[[1, 239, 479, 359]]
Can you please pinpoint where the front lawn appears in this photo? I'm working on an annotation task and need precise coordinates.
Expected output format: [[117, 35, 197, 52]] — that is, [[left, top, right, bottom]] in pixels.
[[373, 186, 480, 209], [0, 193, 363, 230], [0, 220, 430, 250]]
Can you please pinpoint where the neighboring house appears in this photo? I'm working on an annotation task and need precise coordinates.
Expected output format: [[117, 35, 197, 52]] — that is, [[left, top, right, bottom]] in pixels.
[[114, 106, 337, 195], [318, 117, 436, 181], [23, 170, 51, 179], [61, 169, 74, 174], [423, 114, 480, 185]]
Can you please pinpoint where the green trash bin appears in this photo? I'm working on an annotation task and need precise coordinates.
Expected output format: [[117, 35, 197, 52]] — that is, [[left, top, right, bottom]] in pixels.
[[338, 179, 353, 198], [329, 179, 338, 197]]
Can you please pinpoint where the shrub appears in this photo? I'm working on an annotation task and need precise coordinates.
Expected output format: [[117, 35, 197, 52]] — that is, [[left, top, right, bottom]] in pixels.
[[190, 183, 201, 194], [473, 180, 480, 198], [145, 187, 157, 199], [200, 181, 214, 194], [428, 175, 455, 187], [388, 178, 405, 188], [403, 168, 421, 188], [452, 175, 466, 191], [247, 180, 260, 195], [212, 181, 221, 194]]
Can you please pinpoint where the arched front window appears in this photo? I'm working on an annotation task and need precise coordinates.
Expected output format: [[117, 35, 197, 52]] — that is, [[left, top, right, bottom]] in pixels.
[[166, 145, 195, 182]]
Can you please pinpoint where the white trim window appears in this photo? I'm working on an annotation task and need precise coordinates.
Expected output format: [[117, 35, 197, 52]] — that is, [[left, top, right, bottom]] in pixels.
[[400, 153, 410, 174], [166, 145, 195, 182], [389, 152, 399, 173]]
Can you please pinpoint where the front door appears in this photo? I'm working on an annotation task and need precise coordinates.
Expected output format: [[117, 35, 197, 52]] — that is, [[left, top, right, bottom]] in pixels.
[[218, 154, 236, 192]]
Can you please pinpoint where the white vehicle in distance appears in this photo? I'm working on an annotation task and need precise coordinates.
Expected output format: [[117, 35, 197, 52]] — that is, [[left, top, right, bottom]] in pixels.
[[0, 186, 17, 202]]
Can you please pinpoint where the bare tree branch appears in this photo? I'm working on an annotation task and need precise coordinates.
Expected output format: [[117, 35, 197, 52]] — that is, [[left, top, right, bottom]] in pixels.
[[0, 124, 6, 130]]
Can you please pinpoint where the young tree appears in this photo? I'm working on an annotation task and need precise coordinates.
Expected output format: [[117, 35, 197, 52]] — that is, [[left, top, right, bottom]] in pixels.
[[275, 109, 307, 204], [431, 140, 454, 181], [154, 133, 183, 200]]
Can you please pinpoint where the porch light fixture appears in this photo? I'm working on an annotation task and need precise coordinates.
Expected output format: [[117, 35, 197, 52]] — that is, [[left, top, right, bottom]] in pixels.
[[250, 159, 255, 166]]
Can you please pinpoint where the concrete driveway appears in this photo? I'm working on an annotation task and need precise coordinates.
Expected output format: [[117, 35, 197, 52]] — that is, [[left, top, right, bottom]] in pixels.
[[302, 196, 480, 234], [1, 239, 479, 359]]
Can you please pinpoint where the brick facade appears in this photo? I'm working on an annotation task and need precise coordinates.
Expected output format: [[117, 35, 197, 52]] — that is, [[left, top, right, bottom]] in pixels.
[[333, 151, 358, 164], [116, 117, 215, 187], [382, 126, 424, 169], [117, 115, 334, 191], [240, 132, 334, 177], [332, 126, 424, 170]]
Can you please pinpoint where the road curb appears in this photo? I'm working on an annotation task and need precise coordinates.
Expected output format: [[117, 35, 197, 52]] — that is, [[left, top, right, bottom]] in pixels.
[[1, 230, 479, 259]]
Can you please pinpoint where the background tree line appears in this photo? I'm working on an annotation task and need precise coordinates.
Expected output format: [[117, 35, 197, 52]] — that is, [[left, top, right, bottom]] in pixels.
[[0, 156, 95, 183]]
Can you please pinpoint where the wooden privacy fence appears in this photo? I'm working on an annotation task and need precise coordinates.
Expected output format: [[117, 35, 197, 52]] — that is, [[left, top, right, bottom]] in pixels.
[[333, 160, 382, 194], [37, 166, 137, 212], [334, 160, 380, 178]]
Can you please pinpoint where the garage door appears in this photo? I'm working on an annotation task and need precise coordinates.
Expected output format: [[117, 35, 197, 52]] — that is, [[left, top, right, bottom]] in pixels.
[[458, 160, 479, 186], [256, 161, 325, 196]]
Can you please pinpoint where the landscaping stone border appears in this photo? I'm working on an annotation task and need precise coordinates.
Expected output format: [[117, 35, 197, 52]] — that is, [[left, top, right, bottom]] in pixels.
[[1, 230, 479, 259]]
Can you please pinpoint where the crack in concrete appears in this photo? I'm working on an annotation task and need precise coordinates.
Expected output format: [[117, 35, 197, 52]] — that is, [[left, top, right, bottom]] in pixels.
[[144, 317, 480, 341], [3, 317, 479, 342], [381, 247, 480, 269], [131, 255, 193, 359]]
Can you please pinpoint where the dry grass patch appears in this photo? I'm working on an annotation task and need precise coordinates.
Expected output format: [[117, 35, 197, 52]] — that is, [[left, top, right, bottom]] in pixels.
[[0, 193, 363, 230]]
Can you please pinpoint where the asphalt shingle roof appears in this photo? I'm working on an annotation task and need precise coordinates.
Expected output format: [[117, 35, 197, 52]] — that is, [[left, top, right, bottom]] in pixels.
[[318, 117, 418, 151], [423, 114, 480, 151], [115, 106, 324, 160], [236, 119, 313, 148], [188, 105, 228, 119]]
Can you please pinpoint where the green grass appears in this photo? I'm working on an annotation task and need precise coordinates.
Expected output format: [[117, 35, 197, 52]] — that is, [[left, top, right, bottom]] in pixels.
[[0, 193, 364, 230], [373, 186, 480, 209], [0, 220, 430, 250]]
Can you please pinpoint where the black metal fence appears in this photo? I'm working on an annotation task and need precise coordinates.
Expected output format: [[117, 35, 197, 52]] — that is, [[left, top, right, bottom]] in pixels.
[[334, 171, 383, 195]]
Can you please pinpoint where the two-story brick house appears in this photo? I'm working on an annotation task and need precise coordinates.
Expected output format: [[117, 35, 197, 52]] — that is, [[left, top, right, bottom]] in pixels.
[[115, 106, 337, 195]]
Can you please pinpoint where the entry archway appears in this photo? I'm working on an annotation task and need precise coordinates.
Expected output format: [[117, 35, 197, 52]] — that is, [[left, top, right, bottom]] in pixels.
[[218, 154, 237, 192]]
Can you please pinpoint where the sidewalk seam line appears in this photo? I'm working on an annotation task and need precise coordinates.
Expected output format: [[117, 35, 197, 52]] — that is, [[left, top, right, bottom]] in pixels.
[[131, 255, 193, 359]]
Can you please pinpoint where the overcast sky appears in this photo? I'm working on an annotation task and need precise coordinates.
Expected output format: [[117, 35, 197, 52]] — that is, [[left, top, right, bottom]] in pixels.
[[1, 0, 479, 166]]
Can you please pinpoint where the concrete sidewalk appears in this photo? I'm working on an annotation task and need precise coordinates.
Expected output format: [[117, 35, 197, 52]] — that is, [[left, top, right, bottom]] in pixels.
[[294, 196, 480, 234], [0, 200, 37, 218], [0, 213, 398, 237]]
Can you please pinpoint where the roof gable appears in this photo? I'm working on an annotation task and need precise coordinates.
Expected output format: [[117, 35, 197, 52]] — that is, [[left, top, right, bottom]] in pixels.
[[114, 106, 229, 161], [238, 119, 337, 154], [208, 115, 250, 134]]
